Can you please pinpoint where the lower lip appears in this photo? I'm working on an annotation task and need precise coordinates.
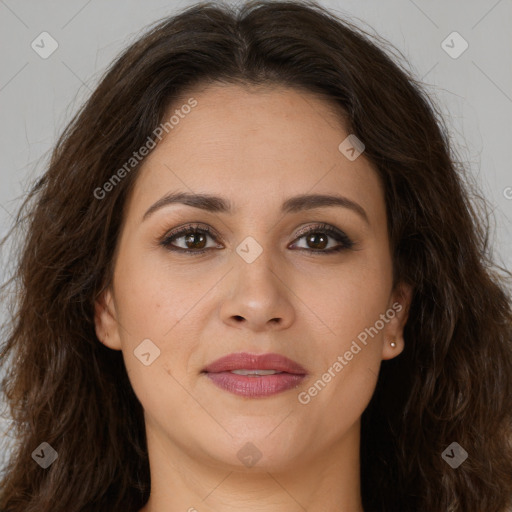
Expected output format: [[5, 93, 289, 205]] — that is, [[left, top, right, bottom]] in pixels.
[[204, 372, 306, 398]]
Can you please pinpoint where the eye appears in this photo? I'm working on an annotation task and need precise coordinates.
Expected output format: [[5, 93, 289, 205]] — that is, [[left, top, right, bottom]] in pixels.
[[160, 223, 221, 254], [159, 222, 354, 255], [289, 223, 354, 254]]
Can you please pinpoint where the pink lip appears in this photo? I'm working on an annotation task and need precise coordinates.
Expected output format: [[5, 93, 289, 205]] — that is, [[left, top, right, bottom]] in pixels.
[[202, 352, 308, 398], [203, 352, 307, 374]]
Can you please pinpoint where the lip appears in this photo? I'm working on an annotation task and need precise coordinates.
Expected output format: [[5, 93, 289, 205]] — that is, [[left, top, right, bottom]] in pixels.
[[203, 352, 307, 374], [202, 352, 308, 398]]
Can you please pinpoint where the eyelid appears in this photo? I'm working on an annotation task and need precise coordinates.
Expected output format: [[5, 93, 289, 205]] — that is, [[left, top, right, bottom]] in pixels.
[[160, 222, 222, 248]]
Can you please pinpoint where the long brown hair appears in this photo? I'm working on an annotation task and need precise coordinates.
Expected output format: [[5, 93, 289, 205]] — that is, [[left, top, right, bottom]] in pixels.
[[1, 1, 511, 511]]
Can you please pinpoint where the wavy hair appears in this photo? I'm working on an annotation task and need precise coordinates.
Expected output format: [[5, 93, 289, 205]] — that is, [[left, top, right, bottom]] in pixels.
[[1, 1, 511, 511]]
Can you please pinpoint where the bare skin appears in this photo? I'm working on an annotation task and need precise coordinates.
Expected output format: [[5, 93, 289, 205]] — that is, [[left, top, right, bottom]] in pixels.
[[95, 83, 412, 512]]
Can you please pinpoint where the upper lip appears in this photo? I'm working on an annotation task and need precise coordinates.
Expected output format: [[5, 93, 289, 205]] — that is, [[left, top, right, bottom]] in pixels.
[[202, 352, 308, 375]]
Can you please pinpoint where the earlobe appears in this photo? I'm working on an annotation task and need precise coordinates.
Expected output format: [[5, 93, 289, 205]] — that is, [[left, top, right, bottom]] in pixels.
[[94, 288, 122, 351], [381, 282, 413, 361], [382, 336, 403, 360]]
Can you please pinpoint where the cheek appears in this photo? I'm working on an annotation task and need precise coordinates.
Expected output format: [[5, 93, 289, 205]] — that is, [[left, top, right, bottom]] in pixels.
[[111, 241, 216, 374], [111, 253, 196, 415], [112, 242, 199, 339], [306, 253, 393, 345], [298, 277, 388, 436], [299, 250, 392, 405]]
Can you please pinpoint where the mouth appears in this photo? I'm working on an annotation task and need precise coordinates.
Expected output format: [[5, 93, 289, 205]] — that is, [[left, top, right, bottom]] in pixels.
[[201, 352, 308, 398]]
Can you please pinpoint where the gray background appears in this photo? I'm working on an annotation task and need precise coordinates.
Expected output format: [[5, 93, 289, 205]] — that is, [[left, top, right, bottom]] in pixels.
[[0, 0, 511, 494]]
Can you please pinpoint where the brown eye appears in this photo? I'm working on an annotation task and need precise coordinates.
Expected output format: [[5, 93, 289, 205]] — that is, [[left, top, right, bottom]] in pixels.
[[160, 224, 221, 254], [290, 223, 354, 254], [304, 232, 329, 250]]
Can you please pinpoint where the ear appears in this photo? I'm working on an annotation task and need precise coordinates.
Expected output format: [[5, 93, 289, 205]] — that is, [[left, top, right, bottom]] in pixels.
[[94, 287, 122, 351], [381, 281, 413, 361]]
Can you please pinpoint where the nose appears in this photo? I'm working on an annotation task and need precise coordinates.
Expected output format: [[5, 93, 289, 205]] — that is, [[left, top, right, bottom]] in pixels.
[[219, 252, 295, 332]]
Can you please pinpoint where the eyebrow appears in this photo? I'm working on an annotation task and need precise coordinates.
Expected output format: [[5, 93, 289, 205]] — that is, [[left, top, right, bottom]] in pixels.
[[142, 192, 369, 224]]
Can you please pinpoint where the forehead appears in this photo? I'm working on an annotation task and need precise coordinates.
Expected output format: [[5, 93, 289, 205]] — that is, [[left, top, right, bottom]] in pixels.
[[126, 83, 384, 223]]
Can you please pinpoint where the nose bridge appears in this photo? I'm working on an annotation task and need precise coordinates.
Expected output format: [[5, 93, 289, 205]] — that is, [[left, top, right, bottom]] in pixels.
[[234, 232, 281, 298], [228, 200, 281, 263]]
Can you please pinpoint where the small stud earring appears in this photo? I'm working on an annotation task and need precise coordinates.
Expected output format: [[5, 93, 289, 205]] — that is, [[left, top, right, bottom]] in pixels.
[[390, 339, 397, 348]]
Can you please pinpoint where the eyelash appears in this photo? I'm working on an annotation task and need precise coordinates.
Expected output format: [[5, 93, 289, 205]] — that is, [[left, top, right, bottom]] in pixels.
[[159, 222, 354, 255]]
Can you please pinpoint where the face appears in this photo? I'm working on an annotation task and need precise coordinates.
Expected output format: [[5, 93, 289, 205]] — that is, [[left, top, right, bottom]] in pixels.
[[95, 83, 411, 474]]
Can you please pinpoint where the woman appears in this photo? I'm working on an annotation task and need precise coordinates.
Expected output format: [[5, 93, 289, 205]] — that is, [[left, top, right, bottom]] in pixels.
[[1, 1, 511, 511]]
